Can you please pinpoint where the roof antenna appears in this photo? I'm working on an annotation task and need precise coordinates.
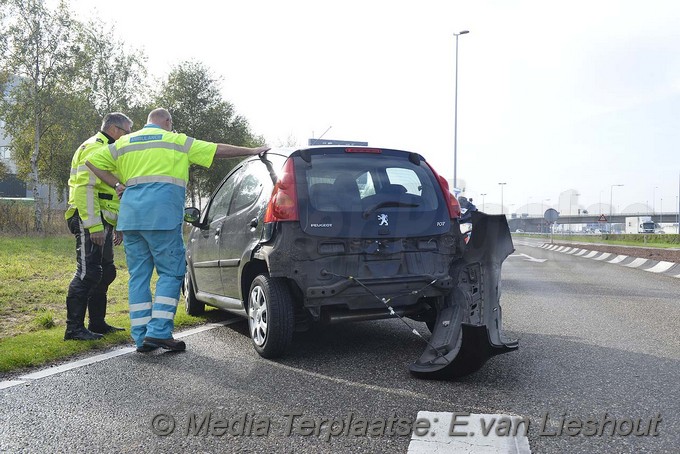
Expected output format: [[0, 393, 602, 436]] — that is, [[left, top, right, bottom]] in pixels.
[[317, 125, 332, 140]]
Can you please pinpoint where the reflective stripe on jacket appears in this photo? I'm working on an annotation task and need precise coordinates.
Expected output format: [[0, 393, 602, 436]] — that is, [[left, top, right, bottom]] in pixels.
[[87, 124, 217, 230], [65, 132, 119, 232]]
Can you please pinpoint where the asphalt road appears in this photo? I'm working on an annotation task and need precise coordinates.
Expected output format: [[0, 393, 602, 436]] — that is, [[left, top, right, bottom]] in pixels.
[[1, 238, 678, 453]]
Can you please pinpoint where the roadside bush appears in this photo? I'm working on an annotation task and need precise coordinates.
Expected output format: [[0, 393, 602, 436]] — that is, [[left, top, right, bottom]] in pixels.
[[0, 200, 68, 234]]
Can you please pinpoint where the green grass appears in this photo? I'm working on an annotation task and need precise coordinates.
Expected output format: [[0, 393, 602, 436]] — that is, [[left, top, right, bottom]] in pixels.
[[0, 235, 227, 374], [518, 233, 680, 248]]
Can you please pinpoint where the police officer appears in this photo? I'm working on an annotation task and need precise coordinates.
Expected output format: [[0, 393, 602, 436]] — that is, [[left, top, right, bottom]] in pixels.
[[87, 108, 269, 352], [64, 113, 133, 340]]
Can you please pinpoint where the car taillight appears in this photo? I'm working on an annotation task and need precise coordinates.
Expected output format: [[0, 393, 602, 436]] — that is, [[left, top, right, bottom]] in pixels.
[[426, 163, 461, 219], [264, 158, 299, 222]]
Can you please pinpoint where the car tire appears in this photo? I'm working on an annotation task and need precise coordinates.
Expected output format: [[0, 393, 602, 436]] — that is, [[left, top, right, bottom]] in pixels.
[[248, 274, 294, 359], [184, 272, 205, 316]]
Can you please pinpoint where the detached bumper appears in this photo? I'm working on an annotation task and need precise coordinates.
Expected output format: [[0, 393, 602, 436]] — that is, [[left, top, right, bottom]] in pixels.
[[410, 212, 518, 379]]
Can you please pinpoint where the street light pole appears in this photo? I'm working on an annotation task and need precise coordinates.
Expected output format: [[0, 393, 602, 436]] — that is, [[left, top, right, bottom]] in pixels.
[[453, 29, 469, 190], [610, 184, 623, 233], [481, 193, 487, 212], [653, 186, 658, 214], [499, 182, 507, 215]]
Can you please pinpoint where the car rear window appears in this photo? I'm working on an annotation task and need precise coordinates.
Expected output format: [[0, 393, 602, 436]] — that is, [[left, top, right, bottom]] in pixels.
[[294, 148, 450, 238], [303, 155, 439, 213]]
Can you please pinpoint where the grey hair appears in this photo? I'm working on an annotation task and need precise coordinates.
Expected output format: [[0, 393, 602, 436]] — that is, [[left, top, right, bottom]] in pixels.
[[147, 108, 171, 125], [101, 112, 133, 132]]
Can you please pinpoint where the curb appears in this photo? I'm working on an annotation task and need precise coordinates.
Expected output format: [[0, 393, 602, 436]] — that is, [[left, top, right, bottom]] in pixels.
[[539, 243, 680, 279]]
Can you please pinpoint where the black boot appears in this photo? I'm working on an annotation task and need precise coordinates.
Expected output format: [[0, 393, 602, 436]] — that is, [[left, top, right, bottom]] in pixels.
[[64, 327, 104, 341], [65, 280, 103, 341], [143, 337, 186, 352], [88, 261, 122, 335], [89, 323, 125, 335]]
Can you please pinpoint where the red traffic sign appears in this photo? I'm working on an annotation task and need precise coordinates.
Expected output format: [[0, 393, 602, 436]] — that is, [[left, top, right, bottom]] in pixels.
[[598, 214, 607, 222]]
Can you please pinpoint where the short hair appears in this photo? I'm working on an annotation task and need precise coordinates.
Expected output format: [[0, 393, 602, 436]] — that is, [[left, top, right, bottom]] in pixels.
[[102, 112, 133, 132], [147, 108, 171, 125]]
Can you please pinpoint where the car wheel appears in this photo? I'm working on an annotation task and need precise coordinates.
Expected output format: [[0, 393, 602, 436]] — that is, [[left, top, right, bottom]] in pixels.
[[248, 274, 294, 358], [184, 272, 205, 315]]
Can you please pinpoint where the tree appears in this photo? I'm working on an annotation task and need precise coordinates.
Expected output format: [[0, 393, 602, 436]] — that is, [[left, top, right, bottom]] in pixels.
[[74, 20, 149, 116], [154, 61, 266, 207], [0, 0, 79, 231]]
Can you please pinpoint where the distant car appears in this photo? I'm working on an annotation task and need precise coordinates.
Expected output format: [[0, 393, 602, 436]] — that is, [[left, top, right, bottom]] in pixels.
[[182, 146, 516, 378], [515, 229, 524, 233]]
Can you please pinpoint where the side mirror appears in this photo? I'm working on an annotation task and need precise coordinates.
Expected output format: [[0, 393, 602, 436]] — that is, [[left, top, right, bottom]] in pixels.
[[183, 207, 201, 226]]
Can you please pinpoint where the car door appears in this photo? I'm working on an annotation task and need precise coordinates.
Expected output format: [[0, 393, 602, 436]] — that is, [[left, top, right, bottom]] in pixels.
[[190, 167, 241, 296], [219, 159, 273, 299]]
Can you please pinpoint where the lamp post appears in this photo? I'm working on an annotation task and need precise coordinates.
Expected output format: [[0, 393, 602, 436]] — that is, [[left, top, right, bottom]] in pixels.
[[453, 29, 469, 189], [499, 182, 507, 215], [610, 184, 623, 233], [481, 193, 487, 212], [653, 186, 658, 214]]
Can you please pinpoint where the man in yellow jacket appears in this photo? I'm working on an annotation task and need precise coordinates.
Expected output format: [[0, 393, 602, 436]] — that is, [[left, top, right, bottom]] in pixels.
[[87, 108, 269, 352], [64, 112, 133, 340]]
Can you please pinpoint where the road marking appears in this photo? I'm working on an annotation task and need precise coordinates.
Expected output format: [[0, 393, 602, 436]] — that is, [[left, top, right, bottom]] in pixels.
[[645, 261, 675, 273], [608, 255, 629, 264], [583, 251, 599, 258], [624, 257, 648, 268], [19, 347, 136, 380], [575, 250, 588, 256], [0, 380, 26, 390], [593, 253, 612, 261], [0, 320, 241, 390], [408, 411, 531, 454], [509, 253, 547, 263]]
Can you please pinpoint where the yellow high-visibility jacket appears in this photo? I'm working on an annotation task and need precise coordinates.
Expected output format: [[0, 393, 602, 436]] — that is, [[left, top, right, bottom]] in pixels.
[[88, 124, 216, 230], [64, 132, 119, 232]]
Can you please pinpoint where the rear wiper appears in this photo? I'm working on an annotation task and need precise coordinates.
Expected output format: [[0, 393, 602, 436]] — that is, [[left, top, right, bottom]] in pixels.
[[362, 201, 420, 219]]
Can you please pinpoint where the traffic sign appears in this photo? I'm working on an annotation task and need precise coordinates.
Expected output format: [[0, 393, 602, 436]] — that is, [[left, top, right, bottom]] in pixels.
[[598, 214, 607, 222], [544, 208, 559, 223]]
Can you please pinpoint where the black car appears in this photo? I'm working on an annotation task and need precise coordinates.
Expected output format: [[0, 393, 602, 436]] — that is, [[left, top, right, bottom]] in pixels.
[[183, 146, 516, 378]]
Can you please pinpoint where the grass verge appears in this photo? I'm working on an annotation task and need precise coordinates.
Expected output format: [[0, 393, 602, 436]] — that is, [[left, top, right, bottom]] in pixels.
[[0, 235, 227, 375], [518, 233, 680, 248]]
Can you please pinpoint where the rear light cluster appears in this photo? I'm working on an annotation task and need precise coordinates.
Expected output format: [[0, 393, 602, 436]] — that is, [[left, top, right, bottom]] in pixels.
[[345, 147, 382, 154], [426, 163, 461, 219], [264, 158, 299, 222]]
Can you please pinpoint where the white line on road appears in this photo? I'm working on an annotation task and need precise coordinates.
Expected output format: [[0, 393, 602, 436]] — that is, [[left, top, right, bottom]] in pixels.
[[0, 380, 26, 390], [608, 255, 629, 264], [408, 411, 531, 454], [645, 261, 675, 273], [509, 253, 547, 263], [624, 258, 648, 268], [593, 253, 612, 261], [0, 319, 241, 390]]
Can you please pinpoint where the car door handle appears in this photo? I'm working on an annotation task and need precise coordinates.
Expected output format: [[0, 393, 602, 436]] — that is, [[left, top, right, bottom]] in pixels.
[[248, 218, 258, 228]]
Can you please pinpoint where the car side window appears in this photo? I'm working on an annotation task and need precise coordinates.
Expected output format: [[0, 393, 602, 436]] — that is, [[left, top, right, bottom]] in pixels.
[[206, 169, 241, 224], [229, 163, 265, 214]]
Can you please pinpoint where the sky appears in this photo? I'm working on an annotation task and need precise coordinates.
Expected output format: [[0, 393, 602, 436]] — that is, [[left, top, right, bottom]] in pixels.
[[65, 0, 680, 218]]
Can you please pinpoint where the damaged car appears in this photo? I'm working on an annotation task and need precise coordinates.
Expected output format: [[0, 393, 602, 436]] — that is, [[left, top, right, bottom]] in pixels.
[[183, 146, 517, 378]]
